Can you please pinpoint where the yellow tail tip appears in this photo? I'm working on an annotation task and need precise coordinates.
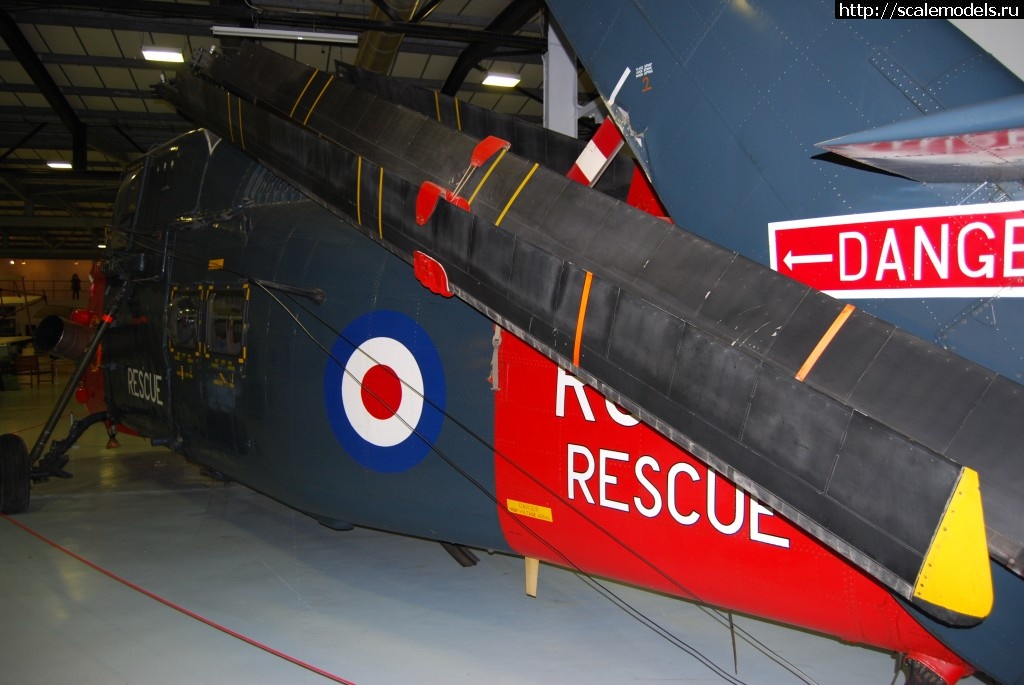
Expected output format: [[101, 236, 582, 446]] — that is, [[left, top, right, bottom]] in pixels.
[[913, 467, 993, 622]]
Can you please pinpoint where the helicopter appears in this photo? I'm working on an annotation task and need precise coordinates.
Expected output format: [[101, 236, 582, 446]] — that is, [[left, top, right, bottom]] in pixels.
[[3, 3, 1024, 683]]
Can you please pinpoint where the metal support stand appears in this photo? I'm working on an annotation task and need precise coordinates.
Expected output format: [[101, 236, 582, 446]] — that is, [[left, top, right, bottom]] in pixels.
[[28, 279, 132, 477]]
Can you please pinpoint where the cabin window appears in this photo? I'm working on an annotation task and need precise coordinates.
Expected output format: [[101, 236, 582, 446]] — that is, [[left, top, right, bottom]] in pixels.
[[207, 290, 247, 358], [168, 291, 200, 351], [113, 168, 141, 230]]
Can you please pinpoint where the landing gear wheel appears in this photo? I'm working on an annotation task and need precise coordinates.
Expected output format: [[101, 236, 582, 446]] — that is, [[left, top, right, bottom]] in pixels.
[[0, 434, 31, 514]]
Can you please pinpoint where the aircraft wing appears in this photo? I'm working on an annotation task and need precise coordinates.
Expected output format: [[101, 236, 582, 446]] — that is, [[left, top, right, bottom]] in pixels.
[[156, 43, 1010, 627], [818, 95, 1024, 182]]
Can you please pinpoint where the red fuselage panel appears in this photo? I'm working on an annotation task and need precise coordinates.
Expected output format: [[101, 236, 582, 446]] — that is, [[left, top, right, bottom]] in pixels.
[[493, 332, 963, 669]]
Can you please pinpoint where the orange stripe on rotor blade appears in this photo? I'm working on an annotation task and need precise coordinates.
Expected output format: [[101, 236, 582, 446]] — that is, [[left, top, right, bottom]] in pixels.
[[795, 303, 855, 382], [573, 271, 594, 367]]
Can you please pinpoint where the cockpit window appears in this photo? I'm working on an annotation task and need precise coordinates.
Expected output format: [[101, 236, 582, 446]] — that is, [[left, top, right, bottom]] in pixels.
[[207, 290, 246, 357], [168, 292, 200, 351]]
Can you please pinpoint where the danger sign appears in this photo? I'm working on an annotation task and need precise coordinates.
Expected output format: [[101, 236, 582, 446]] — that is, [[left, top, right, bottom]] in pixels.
[[769, 201, 1024, 298]]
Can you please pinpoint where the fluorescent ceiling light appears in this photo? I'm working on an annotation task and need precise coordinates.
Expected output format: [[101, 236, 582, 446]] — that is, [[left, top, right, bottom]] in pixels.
[[47, 161, 73, 169], [211, 25, 359, 45], [97, 243, 107, 249], [482, 72, 521, 88], [142, 46, 184, 63]]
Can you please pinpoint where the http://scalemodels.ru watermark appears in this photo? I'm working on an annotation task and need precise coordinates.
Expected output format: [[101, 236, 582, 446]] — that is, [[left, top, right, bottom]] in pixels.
[[835, 1, 1022, 18]]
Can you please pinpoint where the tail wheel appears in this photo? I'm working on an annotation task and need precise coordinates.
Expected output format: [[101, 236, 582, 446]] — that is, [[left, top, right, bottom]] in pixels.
[[0, 434, 30, 514], [904, 657, 965, 685]]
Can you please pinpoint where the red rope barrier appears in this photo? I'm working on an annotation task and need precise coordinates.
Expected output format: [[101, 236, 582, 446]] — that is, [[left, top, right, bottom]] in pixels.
[[2, 514, 358, 685]]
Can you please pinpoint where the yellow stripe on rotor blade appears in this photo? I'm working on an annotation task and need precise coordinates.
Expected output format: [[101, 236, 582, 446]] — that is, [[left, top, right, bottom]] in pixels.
[[302, 74, 334, 126], [466, 148, 506, 205], [495, 163, 539, 227], [225, 93, 234, 143], [913, 467, 993, 621], [236, 98, 245, 150], [356, 157, 363, 225], [377, 166, 385, 240], [290, 69, 319, 118]]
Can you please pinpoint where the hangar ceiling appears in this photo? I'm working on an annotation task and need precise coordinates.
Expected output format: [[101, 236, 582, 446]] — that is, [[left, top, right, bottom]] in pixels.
[[0, 0, 560, 259], [0, 3, 1017, 261]]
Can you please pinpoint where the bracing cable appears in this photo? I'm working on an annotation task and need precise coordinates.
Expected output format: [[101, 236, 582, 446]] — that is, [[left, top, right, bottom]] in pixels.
[[124, 228, 825, 685]]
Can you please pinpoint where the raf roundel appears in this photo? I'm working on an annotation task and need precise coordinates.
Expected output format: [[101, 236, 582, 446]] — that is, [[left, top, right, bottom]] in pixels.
[[323, 311, 446, 473]]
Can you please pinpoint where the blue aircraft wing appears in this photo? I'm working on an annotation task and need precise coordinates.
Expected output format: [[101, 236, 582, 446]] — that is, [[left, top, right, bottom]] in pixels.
[[820, 94, 1024, 182]]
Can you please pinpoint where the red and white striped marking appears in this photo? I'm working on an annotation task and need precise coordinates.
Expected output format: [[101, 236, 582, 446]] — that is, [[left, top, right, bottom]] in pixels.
[[566, 118, 625, 187]]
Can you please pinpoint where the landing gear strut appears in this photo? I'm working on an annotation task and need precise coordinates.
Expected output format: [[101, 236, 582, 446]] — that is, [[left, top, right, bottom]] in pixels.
[[2, 278, 132, 513], [31, 411, 110, 481], [27, 279, 131, 473]]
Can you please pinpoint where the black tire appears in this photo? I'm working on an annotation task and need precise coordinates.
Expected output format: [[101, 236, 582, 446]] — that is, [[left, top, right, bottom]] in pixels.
[[0, 434, 31, 514]]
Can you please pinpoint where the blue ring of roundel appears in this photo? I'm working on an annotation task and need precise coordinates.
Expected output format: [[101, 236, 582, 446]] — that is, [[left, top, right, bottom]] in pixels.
[[323, 310, 446, 473]]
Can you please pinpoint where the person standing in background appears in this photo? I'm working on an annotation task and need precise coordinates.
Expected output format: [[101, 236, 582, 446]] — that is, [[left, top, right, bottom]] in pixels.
[[70, 273, 81, 300]]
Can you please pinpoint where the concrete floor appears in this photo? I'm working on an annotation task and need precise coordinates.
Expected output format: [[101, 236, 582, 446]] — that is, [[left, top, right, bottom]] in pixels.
[[0, 382, 981, 685]]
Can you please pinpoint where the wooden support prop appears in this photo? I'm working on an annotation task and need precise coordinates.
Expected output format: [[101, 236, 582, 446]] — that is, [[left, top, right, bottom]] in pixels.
[[525, 556, 540, 597]]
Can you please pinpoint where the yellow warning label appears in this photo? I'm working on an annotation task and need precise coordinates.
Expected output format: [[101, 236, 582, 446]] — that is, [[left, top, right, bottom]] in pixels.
[[507, 499, 553, 522], [208, 258, 224, 270]]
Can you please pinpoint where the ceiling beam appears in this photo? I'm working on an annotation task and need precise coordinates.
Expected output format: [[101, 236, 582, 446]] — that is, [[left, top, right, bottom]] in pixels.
[[0, 83, 158, 100], [8, 3, 546, 51], [0, 50, 149, 69], [0, 216, 109, 230], [14, 1, 544, 32], [0, 11, 87, 170], [0, 42, 542, 66], [0, 246, 106, 259], [441, 0, 544, 96], [8, 9, 212, 35], [0, 107, 185, 126], [0, 122, 47, 163]]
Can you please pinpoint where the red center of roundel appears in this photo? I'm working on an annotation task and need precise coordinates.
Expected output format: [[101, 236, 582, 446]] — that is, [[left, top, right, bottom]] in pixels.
[[361, 364, 402, 420]]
